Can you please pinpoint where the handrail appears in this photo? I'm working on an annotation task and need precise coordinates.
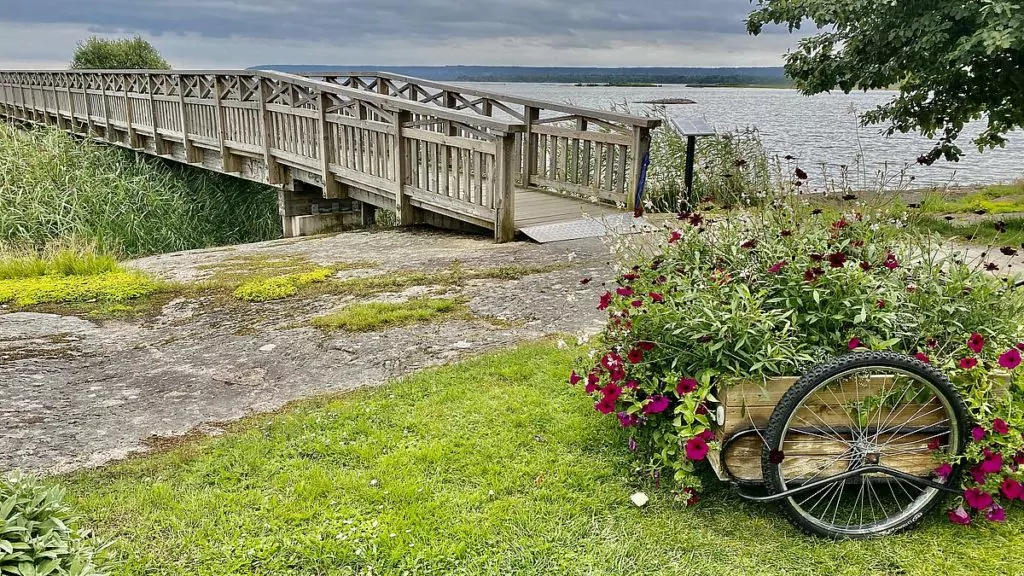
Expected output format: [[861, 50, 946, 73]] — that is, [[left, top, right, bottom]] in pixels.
[[291, 70, 662, 129]]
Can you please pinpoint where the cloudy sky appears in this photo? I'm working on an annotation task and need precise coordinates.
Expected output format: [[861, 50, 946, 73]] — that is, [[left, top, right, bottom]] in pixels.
[[0, 0, 803, 69]]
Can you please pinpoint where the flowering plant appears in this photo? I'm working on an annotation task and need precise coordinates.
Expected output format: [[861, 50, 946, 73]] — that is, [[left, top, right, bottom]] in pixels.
[[573, 199, 1024, 520]]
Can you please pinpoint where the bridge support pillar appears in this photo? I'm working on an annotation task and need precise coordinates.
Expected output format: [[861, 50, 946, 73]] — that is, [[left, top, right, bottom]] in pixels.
[[277, 180, 362, 238]]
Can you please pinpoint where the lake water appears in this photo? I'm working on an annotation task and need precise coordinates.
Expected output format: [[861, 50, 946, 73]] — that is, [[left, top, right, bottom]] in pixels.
[[458, 82, 1024, 190]]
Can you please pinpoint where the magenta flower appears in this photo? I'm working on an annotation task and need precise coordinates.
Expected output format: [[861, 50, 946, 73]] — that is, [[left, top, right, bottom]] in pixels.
[[948, 506, 971, 525], [700, 430, 716, 442], [928, 437, 942, 451], [595, 396, 617, 415], [959, 357, 978, 370], [986, 505, 1006, 523], [631, 299, 644, 308], [1000, 478, 1023, 500], [827, 252, 847, 268], [1017, 342, 1024, 352], [883, 252, 900, 270], [682, 487, 700, 506], [617, 412, 639, 428], [627, 348, 644, 364], [616, 286, 634, 298], [935, 463, 953, 480], [642, 395, 670, 415], [569, 371, 583, 386], [768, 260, 788, 274], [832, 219, 848, 230], [649, 292, 665, 303], [601, 384, 623, 402], [993, 418, 1010, 435], [624, 380, 639, 390], [598, 291, 612, 311], [601, 352, 623, 371], [848, 338, 862, 350], [971, 466, 987, 485], [979, 451, 1003, 474], [637, 341, 656, 352], [676, 377, 698, 396], [968, 332, 985, 354], [999, 348, 1022, 369], [972, 426, 987, 442], [668, 230, 682, 244], [964, 487, 994, 510], [685, 437, 709, 461], [914, 352, 930, 364]]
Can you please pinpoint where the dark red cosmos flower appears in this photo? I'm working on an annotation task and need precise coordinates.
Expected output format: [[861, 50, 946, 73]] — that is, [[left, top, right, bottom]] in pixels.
[[598, 291, 612, 311], [999, 348, 1022, 369], [677, 211, 691, 221], [906, 284, 917, 293], [649, 292, 665, 303], [654, 275, 668, 285], [617, 412, 639, 428], [810, 253, 824, 262], [803, 267, 825, 282], [637, 341, 656, 352], [959, 357, 978, 370], [740, 239, 758, 249], [623, 273, 639, 281], [927, 338, 938, 349], [780, 229, 793, 238], [842, 194, 858, 201], [669, 230, 682, 244], [811, 208, 823, 215], [685, 437, 709, 461], [993, 418, 1010, 435], [795, 167, 809, 180], [689, 213, 704, 227], [986, 262, 1001, 272], [769, 450, 785, 464], [643, 395, 670, 415], [768, 261, 788, 274], [995, 221, 1009, 233], [650, 258, 663, 270], [964, 487, 994, 510], [948, 506, 971, 525], [968, 333, 985, 353], [883, 252, 900, 270], [595, 396, 617, 415], [676, 377, 698, 395], [627, 348, 644, 364], [631, 299, 644, 308], [927, 437, 942, 451], [915, 352, 930, 363], [877, 299, 886, 309], [832, 219, 849, 230], [616, 286, 634, 297], [827, 252, 847, 268], [569, 371, 582, 386], [1001, 246, 1019, 256], [1001, 478, 1024, 500], [580, 277, 591, 285], [848, 338, 862, 350], [859, 261, 872, 271]]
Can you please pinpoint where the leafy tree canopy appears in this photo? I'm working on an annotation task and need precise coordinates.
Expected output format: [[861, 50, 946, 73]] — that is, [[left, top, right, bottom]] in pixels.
[[71, 35, 171, 71], [747, 1, 1024, 163]]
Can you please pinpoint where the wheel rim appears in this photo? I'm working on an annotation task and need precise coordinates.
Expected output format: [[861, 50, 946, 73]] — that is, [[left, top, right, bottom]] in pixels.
[[772, 365, 961, 536]]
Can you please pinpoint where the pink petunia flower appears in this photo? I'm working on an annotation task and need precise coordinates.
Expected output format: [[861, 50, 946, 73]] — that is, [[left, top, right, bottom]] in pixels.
[[979, 451, 1003, 474], [767, 260, 788, 274], [935, 463, 953, 480], [948, 506, 971, 525], [968, 332, 985, 354], [569, 371, 582, 386], [595, 396, 617, 415], [915, 352, 930, 363], [685, 437, 709, 461], [972, 426, 987, 442], [999, 348, 1022, 369], [971, 466, 987, 485], [700, 430, 716, 442], [617, 412, 639, 428], [676, 377, 698, 396], [601, 384, 623, 402], [848, 338, 862, 350], [616, 286, 634, 298], [986, 505, 1006, 523], [959, 357, 978, 370], [993, 418, 1010, 435], [1000, 478, 1023, 500], [964, 487, 994, 510], [642, 395, 670, 415], [627, 348, 644, 364]]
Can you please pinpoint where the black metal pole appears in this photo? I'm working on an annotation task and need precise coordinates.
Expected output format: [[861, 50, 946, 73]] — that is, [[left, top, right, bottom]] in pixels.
[[684, 135, 697, 209]]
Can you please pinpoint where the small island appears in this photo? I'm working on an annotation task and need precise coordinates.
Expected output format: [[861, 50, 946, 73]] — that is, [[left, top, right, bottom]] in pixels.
[[573, 82, 662, 87], [634, 97, 698, 105]]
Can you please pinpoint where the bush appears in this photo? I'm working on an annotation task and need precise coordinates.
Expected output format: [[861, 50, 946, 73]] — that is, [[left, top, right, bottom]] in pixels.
[[233, 269, 333, 302], [0, 474, 107, 575], [70, 36, 170, 70], [573, 198, 1024, 522]]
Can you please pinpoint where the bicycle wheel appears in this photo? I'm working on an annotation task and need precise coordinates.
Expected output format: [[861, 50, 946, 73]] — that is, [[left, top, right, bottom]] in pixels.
[[761, 352, 970, 538]]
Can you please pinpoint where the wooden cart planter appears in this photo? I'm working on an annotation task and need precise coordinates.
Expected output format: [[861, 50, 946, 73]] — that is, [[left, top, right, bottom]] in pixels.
[[702, 351, 998, 538]]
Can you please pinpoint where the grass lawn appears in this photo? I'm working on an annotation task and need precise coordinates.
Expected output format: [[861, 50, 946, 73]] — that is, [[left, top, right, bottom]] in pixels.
[[65, 342, 1024, 576], [914, 216, 1024, 247]]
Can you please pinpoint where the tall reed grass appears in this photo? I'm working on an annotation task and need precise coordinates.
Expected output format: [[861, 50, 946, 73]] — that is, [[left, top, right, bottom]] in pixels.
[[0, 124, 282, 257]]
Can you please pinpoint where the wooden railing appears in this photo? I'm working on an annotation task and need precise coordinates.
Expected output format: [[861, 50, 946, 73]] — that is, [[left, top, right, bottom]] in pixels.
[[296, 71, 661, 210], [0, 69, 525, 240]]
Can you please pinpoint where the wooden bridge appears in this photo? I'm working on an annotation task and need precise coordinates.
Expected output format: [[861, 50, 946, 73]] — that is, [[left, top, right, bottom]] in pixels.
[[0, 69, 661, 242]]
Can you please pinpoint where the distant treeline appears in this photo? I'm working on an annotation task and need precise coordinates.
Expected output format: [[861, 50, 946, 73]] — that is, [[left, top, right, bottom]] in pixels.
[[252, 65, 792, 86]]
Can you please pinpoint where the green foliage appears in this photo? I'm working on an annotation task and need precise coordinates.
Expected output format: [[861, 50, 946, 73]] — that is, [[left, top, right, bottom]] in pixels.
[[64, 343, 1024, 574], [1, 474, 107, 576], [70, 36, 170, 70], [918, 181, 1024, 215], [313, 298, 462, 331], [747, 1, 1024, 163], [0, 125, 281, 257], [580, 200, 1024, 488], [232, 269, 333, 302], [0, 271, 159, 307], [915, 216, 1024, 247], [0, 243, 118, 280]]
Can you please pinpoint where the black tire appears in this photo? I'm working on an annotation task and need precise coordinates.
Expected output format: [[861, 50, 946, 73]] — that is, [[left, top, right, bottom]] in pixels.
[[761, 351, 971, 539]]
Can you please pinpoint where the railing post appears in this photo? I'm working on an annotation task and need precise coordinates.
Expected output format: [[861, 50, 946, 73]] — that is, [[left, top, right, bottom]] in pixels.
[[317, 90, 342, 198], [392, 109, 414, 226], [520, 105, 539, 187], [99, 74, 112, 139], [83, 76, 94, 136], [65, 76, 76, 133], [124, 76, 138, 148], [177, 75, 198, 163], [494, 132, 517, 243], [212, 75, 238, 173], [628, 126, 652, 213], [53, 74, 66, 131], [257, 77, 283, 185], [147, 74, 163, 154]]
